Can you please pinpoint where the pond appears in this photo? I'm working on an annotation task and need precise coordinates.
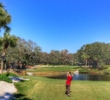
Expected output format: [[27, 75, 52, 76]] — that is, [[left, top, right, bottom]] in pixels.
[[73, 73, 110, 81], [47, 73, 110, 81]]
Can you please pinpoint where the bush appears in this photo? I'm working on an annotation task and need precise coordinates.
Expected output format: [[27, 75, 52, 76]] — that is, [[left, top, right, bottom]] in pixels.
[[7, 73, 18, 77], [0, 73, 17, 83], [79, 68, 88, 73], [97, 62, 109, 70], [104, 71, 110, 75], [0, 73, 12, 83], [98, 65, 108, 70]]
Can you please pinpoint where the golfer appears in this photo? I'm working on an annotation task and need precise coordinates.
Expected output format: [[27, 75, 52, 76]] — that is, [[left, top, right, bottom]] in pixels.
[[65, 72, 73, 96]]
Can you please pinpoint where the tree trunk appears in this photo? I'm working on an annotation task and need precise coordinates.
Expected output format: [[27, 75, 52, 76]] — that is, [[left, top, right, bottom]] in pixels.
[[1, 60, 3, 74], [4, 62, 7, 70], [85, 58, 87, 67], [1, 51, 6, 74]]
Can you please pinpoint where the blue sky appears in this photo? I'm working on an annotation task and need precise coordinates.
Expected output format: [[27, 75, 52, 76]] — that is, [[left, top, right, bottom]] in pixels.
[[0, 0, 110, 53]]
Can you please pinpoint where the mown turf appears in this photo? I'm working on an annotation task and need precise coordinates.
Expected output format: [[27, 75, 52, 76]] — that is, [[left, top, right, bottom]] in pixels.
[[14, 76, 110, 100]]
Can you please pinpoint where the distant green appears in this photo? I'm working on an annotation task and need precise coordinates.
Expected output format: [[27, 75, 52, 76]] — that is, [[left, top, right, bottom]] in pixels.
[[28, 65, 79, 72]]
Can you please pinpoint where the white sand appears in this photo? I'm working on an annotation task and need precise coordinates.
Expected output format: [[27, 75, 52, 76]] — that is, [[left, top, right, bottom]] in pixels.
[[0, 81, 17, 100]]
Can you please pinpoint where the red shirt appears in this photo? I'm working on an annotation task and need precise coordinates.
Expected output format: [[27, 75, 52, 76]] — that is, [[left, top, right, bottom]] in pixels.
[[66, 75, 73, 85]]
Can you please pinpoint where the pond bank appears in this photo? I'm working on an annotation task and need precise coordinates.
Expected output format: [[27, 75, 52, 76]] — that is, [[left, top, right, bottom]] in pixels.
[[32, 71, 67, 76]]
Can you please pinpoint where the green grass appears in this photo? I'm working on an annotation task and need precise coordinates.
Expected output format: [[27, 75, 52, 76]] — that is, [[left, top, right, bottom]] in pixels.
[[14, 76, 110, 100], [0, 73, 17, 83], [28, 65, 79, 72], [26, 65, 110, 77]]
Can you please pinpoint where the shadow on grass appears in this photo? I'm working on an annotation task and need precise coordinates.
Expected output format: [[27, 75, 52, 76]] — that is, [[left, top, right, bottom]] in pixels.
[[19, 80, 25, 82], [12, 93, 32, 100], [0, 92, 12, 100]]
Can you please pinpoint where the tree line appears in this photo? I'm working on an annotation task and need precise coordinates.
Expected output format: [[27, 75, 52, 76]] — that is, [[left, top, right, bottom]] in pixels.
[[2, 38, 110, 68], [76, 42, 110, 68], [4, 37, 74, 66]]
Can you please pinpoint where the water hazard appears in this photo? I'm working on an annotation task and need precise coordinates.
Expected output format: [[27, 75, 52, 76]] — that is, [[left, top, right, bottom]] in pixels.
[[73, 73, 110, 81], [47, 73, 110, 81]]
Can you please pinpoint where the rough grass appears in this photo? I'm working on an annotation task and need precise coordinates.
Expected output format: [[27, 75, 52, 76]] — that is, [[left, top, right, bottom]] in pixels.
[[14, 76, 110, 100]]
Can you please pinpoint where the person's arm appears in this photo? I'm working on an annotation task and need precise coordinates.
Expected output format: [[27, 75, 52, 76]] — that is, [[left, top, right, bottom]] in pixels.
[[67, 72, 69, 76]]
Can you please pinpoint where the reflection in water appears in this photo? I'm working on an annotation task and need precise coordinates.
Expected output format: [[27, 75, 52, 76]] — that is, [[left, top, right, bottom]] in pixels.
[[74, 74, 87, 80], [73, 70, 79, 80], [47, 73, 110, 81], [73, 74, 100, 80], [73, 74, 110, 81]]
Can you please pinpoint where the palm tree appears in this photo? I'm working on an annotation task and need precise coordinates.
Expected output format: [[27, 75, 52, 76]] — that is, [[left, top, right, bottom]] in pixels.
[[0, 3, 11, 32], [0, 32, 18, 74], [81, 52, 90, 66], [0, 3, 13, 74]]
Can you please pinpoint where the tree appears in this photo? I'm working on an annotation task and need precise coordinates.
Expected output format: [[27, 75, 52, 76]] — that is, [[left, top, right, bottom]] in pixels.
[[0, 3, 13, 73], [60, 49, 69, 65], [67, 53, 74, 65], [82, 44, 90, 66], [76, 42, 110, 68], [0, 32, 18, 74], [0, 3, 11, 32], [81, 52, 89, 66], [49, 50, 60, 65]]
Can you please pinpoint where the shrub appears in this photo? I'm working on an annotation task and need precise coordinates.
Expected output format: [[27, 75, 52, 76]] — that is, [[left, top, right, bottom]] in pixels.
[[7, 73, 18, 77], [104, 71, 110, 75], [0, 73, 17, 83], [0, 73, 12, 83], [98, 65, 108, 70], [79, 68, 88, 73]]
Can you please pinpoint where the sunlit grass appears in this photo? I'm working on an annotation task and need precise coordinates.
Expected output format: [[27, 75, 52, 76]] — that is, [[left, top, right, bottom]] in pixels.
[[14, 76, 110, 100]]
